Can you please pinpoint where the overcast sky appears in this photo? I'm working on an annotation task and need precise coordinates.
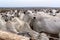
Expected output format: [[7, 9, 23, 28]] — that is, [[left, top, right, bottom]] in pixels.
[[0, 0, 60, 7]]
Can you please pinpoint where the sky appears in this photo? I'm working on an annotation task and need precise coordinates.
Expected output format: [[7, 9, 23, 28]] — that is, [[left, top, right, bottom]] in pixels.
[[0, 0, 60, 7]]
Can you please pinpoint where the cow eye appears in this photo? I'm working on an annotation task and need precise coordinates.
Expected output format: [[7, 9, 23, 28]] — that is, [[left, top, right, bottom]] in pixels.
[[5, 19, 8, 22], [24, 12, 26, 14], [33, 17, 36, 19], [12, 16, 14, 18]]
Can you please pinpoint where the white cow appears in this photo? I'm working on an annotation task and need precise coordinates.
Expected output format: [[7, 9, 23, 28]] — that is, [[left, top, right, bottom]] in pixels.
[[31, 12, 60, 34], [0, 15, 7, 31], [19, 10, 35, 24], [30, 12, 60, 40], [6, 17, 40, 40]]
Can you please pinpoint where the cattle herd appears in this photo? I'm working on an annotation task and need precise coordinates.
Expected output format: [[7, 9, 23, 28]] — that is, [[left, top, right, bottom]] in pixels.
[[0, 8, 60, 40]]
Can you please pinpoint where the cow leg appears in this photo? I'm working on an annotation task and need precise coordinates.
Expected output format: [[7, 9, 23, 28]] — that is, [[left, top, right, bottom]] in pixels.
[[39, 33, 49, 40], [28, 30, 40, 40], [59, 33, 60, 40], [17, 23, 40, 40]]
